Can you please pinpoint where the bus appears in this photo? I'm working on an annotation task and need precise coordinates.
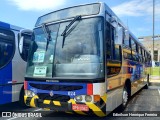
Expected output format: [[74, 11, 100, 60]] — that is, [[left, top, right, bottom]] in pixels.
[[0, 21, 32, 105], [22, 2, 152, 116]]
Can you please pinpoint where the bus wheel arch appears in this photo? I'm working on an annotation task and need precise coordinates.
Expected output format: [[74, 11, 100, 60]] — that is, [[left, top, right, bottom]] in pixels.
[[19, 85, 26, 107]]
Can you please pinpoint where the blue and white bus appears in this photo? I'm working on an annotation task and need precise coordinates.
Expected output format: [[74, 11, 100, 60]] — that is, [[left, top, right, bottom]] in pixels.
[[0, 21, 32, 105]]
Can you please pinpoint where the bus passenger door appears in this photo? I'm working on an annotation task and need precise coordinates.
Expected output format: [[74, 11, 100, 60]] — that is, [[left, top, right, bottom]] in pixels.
[[105, 22, 123, 111], [106, 23, 122, 90]]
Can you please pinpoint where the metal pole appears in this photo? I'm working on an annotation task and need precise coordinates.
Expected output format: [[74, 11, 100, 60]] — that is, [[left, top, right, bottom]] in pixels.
[[153, 0, 155, 61], [151, 0, 155, 83]]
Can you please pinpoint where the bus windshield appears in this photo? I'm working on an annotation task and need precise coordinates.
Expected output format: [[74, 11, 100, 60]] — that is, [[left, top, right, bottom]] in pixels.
[[26, 17, 104, 79]]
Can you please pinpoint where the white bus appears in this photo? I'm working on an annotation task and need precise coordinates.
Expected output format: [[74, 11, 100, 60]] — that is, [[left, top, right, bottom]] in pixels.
[[0, 21, 32, 105]]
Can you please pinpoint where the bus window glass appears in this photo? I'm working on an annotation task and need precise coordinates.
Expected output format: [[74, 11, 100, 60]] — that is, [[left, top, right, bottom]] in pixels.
[[131, 39, 136, 51], [0, 28, 15, 68], [106, 22, 111, 59], [136, 43, 138, 53], [36, 3, 100, 26], [124, 38, 130, 47], [26, 24, 59, 77], [54, 17, 103, 78], [26, 17, 104, 78], [142, 49, 145, 63], [139, 46, 141, 55], [106, 24, 122, 76], [114, 45, 121, 61]]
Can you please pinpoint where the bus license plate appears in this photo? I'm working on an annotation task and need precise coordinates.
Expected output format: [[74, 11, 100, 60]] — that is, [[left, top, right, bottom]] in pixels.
[[72, 104, 89, 111]]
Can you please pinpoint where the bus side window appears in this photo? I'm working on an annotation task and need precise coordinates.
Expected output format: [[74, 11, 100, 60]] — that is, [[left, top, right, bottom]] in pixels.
[[140, 47, 143, 63], [142, 49, 145, 63], [0, 28, 15, 68], [123, 37, 132, 60], [106, 22, 122, 76], [18, 33, 32, 62], [145, 51, 148, 63], [131, 38, 137, 61], [106, 22, 111, 59]]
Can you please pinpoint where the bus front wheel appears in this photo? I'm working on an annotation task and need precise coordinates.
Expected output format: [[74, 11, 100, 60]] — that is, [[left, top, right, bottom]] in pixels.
[[120, 87, 129, 111]]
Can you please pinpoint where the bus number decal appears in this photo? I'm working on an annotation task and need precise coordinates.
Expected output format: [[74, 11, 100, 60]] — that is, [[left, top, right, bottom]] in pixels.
[[68, 91, 76, 96]]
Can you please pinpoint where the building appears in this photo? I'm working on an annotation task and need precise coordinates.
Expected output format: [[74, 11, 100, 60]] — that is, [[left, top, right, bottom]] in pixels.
[[139, 35, 160, 63]]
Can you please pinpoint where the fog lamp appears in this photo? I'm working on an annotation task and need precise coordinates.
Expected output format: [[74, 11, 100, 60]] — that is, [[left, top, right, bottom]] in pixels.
[[85, 95, 92, 102], [75, 95, 83, 102]]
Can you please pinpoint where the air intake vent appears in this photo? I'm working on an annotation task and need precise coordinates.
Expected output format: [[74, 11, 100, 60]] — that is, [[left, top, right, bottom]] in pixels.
[[37, 93, 70, 102], [29, 83, 83, 91]]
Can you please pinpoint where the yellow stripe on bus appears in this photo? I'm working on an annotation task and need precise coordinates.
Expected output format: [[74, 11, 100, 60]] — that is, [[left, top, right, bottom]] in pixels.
[[65, 112, 73, 114], [24, 95, 27, 104], [30, 95, 38, 107], [101, 94, 107, 103], [43, 100, 50, 104], [107, 63, 121, 67], [44, 108, 50, 110], [85, 103, 106, 117], [53, 101, 61, 106]]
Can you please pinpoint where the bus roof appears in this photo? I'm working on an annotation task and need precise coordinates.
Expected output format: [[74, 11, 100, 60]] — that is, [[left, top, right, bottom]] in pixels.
[[0, 21, 23, 31], [34, 2, 150, 55]]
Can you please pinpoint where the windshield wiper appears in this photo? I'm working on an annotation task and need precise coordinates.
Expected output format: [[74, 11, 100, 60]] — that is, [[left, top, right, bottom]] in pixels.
[[61, 15, 81, 48], [42, 23, 51, 51]]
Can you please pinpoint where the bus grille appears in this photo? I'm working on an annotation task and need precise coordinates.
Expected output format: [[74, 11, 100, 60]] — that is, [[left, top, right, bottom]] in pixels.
[[29, 83, 83, 91], [37, 93, 70, 102]]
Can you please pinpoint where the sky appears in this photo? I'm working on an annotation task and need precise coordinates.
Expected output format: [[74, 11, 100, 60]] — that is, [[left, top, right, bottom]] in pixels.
[[0, 0, 160, 37]]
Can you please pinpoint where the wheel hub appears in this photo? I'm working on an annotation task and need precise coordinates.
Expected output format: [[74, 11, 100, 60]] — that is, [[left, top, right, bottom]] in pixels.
[[123, 90, 128, 106]]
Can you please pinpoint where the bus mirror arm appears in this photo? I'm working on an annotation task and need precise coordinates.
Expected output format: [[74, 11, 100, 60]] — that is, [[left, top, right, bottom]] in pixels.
[[19, 36, 24, 54]]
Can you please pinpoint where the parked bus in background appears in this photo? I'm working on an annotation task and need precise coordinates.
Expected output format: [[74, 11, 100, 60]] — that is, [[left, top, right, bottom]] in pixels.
[[22, 2, 152, 116], [0, 21, 32, 105]]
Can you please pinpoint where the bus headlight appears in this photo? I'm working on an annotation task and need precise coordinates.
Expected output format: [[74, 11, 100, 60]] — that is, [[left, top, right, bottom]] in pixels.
[[25, 90, 36, 97], [74, 95, 98, 103], [75, 95, 83, 102], [85, 95, 92, 102]]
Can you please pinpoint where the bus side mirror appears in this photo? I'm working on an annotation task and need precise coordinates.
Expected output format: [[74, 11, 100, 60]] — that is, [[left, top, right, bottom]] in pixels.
[[19, 29, 33, 54], [115, 26, 123, 45], [19, 36, 24, 54]]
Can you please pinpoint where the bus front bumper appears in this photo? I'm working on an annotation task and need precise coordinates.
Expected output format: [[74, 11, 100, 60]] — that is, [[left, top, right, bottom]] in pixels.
[[24, 95, 107, 117]]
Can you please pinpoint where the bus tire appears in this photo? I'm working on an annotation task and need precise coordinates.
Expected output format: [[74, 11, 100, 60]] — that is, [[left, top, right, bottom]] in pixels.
[[144, 74, 149, 89], [144, 84, 148, 89], [120, 86, 129, 111]]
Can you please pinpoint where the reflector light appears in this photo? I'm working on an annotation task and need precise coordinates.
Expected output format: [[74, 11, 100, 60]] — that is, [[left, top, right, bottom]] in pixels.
[[94, 95, 100, 102], [24, 81, 28, 90], [87, 83, 93, 95]]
